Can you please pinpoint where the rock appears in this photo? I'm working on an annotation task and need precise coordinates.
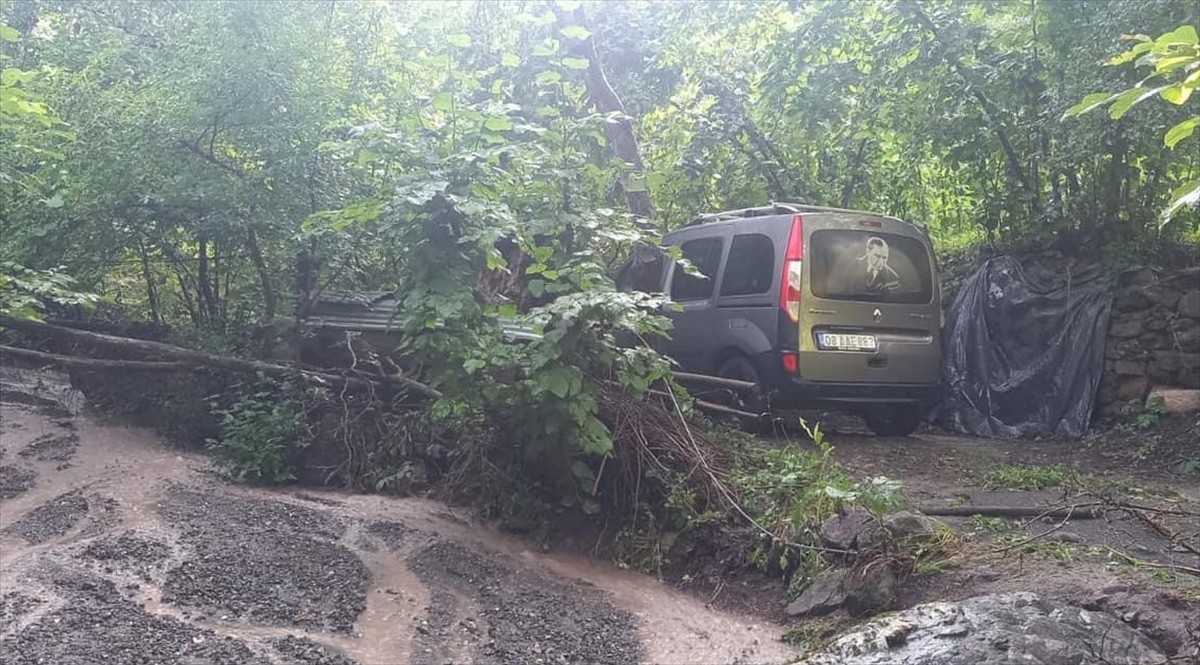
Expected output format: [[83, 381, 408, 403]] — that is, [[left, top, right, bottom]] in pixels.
[[1109, 316, 1146, 339], [1118, 267, 1158, 288], [1144, 285, 1182, 309], [1170, 319, 1200, 351], [819, 508, 875, 550], [1115, 289, 1150, 312], [1116, 377, 1149, 402], [1113, 360, 1143, 377], [842, 565, 896, 618], [796, 592, 1166, 665], [1148, 387, 1200, 413], [1179, 290, 1200, 319], [859, 511, 949, 551], [784, 569, 848, 618]]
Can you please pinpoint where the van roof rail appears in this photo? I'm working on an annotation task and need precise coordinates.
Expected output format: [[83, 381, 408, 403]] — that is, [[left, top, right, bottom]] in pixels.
[[685, 201, 888, 226]]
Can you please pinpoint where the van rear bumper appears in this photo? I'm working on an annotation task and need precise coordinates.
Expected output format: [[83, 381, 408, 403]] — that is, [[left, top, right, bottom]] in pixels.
[[773, 378, 943, 407]]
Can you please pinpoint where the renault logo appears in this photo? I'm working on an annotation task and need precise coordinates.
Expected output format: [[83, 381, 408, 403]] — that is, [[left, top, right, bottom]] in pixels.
[[872, 308, 882, 322]]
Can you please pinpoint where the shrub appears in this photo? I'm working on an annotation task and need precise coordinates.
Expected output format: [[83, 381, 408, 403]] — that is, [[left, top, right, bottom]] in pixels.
[[206, 382, 302, 483]]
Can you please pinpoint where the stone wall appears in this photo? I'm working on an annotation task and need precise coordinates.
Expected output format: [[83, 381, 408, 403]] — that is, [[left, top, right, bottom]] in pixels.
[[1099, 267, 1200, 417]]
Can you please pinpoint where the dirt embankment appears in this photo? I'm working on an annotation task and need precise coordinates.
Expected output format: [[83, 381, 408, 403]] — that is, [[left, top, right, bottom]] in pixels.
[[0, 370, 794, 665]]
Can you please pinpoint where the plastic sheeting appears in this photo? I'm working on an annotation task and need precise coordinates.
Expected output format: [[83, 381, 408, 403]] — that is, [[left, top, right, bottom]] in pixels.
[[942, 256, 1114, 438]]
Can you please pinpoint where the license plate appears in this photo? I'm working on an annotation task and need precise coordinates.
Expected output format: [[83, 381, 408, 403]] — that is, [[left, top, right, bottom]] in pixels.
[[818, 333, 877, 351]]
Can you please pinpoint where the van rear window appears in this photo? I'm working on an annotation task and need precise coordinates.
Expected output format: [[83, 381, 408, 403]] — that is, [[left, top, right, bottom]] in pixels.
[[809, 230, 933, 304]]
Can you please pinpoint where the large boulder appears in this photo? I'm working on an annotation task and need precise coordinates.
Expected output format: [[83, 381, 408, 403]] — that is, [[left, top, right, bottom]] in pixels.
[[819, 508, 875, 550], [858, 511, 949, 552], [784, 565, 898, 619], [785, 569, 848, 618], [796, 592, 1165, 665]]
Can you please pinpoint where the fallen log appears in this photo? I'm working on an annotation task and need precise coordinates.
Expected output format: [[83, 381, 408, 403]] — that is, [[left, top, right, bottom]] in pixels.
[[918, 504, 1103, 519], [1, 345, 191, 372], [0, 314, 443, 400]]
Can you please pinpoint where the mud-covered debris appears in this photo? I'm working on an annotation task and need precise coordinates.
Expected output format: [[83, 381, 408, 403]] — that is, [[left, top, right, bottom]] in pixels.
[[160, 489, 367, 633], [19, 433, 79, 461], [160, 487, 346, 540], [366, 520, 411, 550], [1, 592, 44, 633], [409, 540, 643, 665], [272, 635, 360, 665], [4, 490, 88, 544], [5, 568, 268, 665], [0, 464, 36, 501]]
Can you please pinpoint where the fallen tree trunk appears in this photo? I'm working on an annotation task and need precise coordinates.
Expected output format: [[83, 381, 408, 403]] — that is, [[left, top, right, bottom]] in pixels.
[[918, 504, 1103, 519], [1, 345, 192, 372], [0, 314, 443, 400]]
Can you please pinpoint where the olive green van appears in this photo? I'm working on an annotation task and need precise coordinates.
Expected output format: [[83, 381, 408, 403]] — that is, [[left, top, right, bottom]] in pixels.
[[655, 203, 942, 436]]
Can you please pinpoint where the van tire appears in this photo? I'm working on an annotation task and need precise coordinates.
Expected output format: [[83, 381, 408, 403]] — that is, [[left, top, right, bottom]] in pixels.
[[864, 407, 923, 437], [715, 355, 767, 430]]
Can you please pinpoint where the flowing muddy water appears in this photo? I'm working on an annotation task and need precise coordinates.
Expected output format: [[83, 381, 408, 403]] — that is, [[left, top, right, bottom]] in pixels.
[[0, 373, 798, 664]]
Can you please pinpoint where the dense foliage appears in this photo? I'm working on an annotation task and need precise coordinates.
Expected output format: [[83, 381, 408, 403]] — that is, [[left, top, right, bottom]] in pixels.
[[3, 0, 1197, 329]]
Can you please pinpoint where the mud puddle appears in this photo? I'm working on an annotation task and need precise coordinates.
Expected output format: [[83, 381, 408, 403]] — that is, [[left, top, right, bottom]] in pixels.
[[0, 370, 797, 664]]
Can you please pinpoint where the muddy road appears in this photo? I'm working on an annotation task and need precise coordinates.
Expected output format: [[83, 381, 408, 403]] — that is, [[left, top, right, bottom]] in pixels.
[[0, 376, 796, 665]]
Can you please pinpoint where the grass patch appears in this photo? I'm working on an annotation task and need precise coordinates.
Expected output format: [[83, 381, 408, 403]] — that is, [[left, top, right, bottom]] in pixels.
[[983, 464, 1069, 490]]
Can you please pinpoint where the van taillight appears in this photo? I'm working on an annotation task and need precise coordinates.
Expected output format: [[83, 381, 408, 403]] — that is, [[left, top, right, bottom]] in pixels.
[[779, 214, 803, 323]]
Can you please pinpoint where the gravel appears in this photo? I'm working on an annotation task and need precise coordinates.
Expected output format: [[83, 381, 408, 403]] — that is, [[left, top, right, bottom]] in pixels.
[[160, 489, 368, 633], [4, 490, 89, 543], [409, 540, 643, 665], [272, 635, 361, 665], [81, 531, 172, 565], [19, 432, 79, 461], [4, 566, 269, 665], [366, 520, 412, 550], [0, 464, 36, 501]]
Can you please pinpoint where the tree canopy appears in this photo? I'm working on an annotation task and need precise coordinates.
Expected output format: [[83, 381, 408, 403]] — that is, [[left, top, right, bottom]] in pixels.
[[2, 0, 1197, 328]]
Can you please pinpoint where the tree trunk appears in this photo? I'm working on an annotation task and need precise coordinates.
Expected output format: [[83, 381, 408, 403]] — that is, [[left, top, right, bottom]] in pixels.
[[246, 224, 277, 322], [553, 5, 652, 223], [553, 5, 663, 293], [197, 236, 219, 323], [0, 314, 442, 400], [135, 238, 162, 324]]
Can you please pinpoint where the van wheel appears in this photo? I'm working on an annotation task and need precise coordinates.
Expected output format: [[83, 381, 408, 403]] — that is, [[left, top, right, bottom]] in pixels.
[[864, 407, 924, 437], [715, 356, 767, 430]]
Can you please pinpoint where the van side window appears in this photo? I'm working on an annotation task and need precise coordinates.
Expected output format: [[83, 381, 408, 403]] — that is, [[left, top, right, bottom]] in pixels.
[[719, 234, 775, 297], [670, 237, 724, 301]]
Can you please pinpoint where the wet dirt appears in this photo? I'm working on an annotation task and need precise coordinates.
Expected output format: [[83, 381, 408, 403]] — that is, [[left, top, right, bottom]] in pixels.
[[0, 368, 797, 664]]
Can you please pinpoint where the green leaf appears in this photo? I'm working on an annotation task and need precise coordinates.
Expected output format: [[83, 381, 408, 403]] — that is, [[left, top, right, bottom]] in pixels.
[[431, 92, 454, 111], [1106, 41, 1154, 66], [0, 24, 18, 42], [501, 52, 520, 67], [42, 194, 64, 209], [560, 25, 591, 40], [1162, 178, 1200, 226], [1062, 92, 1113, 118], [483, 116, 514, 131], [1155, 54, 1199, 75], [1153, 25, 1198, 50], [447, 33, 472, 48], [561, 57, 590, 70], [1164, 117, 1200, 148], [531, 40, 559, 57], [1107, 86, 1164, 119], [1159, 82, 1195, 105], [535, 70, 562, 86]]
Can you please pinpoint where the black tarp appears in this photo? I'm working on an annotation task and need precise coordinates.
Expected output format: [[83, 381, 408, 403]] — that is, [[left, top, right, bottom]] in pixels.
[[942, 256, 1114, 438]]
